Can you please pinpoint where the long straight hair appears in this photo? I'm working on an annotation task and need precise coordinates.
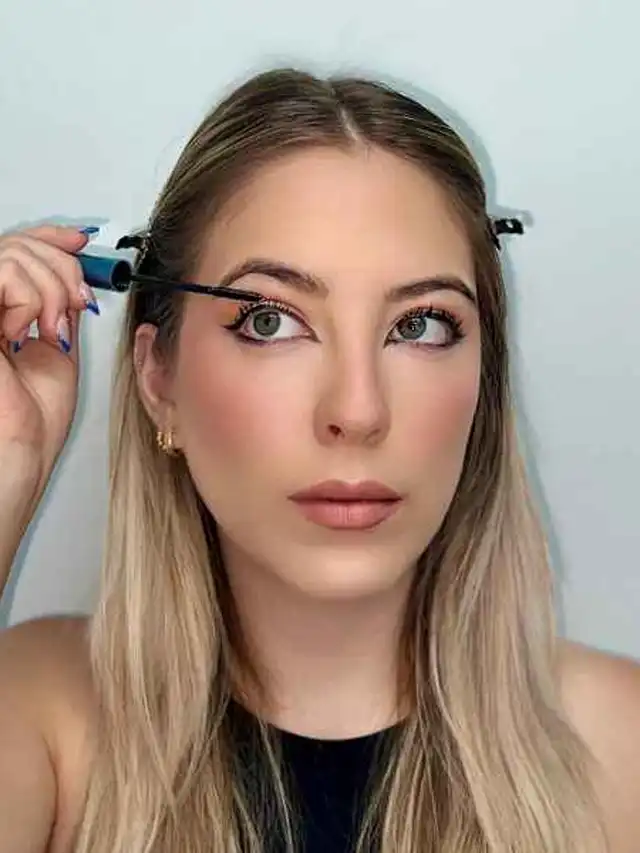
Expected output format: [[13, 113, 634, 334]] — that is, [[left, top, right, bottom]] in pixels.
[[73, 68, 608, 852]]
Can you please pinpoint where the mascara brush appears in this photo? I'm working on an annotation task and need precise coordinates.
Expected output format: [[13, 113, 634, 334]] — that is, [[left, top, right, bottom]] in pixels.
[[76, 252, 263, 303]]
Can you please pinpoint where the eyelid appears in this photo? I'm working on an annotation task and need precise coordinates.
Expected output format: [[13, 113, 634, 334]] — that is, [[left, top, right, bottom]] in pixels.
[[223, 295, 466, 340], [223, 297, 309, 333], [385, 304, 466, 350], [244, 297, 304, 322], [258, 297, 301, 313]]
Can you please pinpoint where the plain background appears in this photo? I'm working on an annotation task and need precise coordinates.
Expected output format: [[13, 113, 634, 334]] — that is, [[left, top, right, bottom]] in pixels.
[[0, 0, 638, 658]]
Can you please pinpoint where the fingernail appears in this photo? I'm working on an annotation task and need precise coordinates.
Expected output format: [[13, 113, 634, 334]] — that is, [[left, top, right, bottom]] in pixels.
[[57, 316, 72, 354], [80, 281, 100, 315], [78, 226, 100, 236], [11, 329, 29, 353]]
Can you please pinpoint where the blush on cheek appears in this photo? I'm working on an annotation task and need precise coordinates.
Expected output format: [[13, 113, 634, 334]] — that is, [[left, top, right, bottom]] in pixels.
[[403, 373, 480, 532], [171, 301, 260, 452], [406, 368, 480, 462], [174, 332, 312, 468], [177, 353, 263, 454]]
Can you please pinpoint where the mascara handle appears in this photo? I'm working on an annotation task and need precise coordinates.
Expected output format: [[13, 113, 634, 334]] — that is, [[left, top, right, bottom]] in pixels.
[[77, 253, 132, 293]]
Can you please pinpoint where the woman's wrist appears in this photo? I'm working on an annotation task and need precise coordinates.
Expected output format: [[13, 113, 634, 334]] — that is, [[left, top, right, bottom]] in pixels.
[[0, 449, 43, 599]]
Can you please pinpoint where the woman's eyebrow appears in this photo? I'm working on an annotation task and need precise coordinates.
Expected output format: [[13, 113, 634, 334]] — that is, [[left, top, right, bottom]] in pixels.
[[218, 257, 477, 306], [386, 277, 476, 306], [218, 258, 328, 294]]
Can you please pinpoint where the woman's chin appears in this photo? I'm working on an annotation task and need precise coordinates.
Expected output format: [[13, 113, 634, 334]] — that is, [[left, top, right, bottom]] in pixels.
[[274, 552, 415, 602]]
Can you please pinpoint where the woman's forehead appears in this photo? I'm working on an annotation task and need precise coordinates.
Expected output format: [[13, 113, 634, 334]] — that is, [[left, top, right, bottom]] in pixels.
[[197, 146, 475, 292]]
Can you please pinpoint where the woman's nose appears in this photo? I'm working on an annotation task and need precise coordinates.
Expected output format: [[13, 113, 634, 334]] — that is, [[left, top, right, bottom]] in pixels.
[[313, 355, 391, 448]]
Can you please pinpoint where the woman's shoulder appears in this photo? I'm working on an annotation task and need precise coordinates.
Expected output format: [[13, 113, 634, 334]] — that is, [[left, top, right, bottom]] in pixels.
[[0, 614, 95, 721], [0, 615, 96, 852], [559, 637, 640, 853], [559, 636, 640, 730]]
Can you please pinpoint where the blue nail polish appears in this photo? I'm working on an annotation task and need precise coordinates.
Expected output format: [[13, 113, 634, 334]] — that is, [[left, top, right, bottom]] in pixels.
[[86, 300, 101, 316], [58, 333, 72, 354], [11, 340, 22, 354], [78, 226, 100, 236]]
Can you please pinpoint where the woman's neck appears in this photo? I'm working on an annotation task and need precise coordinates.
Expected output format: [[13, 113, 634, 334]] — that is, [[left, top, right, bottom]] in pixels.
[[224, 544, 412, 739]]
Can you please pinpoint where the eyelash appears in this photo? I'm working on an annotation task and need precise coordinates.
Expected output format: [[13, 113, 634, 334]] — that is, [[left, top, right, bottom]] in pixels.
[[223, 299, 300, 346], [222, 298, 465, 349], [391, 306, 464, 348]]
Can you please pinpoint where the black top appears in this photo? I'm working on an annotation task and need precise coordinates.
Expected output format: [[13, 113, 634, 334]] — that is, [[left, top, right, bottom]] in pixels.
[[278, 725, 384, 852], [229, 701, 397, 853]]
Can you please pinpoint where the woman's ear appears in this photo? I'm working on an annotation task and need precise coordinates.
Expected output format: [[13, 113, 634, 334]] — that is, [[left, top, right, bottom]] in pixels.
[[133, 323, 180, 443]]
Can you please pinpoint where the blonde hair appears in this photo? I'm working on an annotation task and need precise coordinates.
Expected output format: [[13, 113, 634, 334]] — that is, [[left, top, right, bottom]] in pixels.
[[73, 68, 608, 852]]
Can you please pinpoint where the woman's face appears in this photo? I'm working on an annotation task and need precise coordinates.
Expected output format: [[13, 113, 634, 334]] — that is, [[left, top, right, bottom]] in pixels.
[[154, 146, 481, 598]]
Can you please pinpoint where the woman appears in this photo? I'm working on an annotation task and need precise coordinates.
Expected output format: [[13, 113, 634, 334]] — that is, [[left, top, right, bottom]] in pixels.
[[0, 67, 638, 853]]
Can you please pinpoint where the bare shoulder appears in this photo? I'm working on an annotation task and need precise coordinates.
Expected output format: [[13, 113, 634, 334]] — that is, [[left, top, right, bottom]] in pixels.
[[559, 638, 640, 853], [0, 614, 96, 732], [0, 615, 97, 852]]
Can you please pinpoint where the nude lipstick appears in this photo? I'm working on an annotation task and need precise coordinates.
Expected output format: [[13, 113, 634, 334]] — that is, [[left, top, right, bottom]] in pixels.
[[288, 480, 402, 531]]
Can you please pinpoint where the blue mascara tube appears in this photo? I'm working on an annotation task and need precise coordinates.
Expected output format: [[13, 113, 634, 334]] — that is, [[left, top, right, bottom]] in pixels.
[[77, 253, 133, 293]]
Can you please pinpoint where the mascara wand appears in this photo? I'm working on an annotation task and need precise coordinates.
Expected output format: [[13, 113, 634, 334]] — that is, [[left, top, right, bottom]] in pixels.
[[76, 253, 263, 303]]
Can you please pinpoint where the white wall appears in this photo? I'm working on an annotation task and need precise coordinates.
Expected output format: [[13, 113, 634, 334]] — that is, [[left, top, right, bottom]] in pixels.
[[0, 0, 638, 657]]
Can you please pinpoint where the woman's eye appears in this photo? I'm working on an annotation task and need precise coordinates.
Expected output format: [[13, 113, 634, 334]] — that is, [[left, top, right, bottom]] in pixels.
[[225, 303, 463, 348], [234, 306, 308, 343], [388, 309, 462, 348]]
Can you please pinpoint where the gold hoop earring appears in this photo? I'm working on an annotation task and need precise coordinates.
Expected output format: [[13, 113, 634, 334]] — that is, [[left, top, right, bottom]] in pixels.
[[156, 428, 180, 456]]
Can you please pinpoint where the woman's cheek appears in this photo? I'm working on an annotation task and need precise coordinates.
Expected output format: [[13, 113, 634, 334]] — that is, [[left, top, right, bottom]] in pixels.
[[175, 339, 312, 460], [403, 363, 480, 458]]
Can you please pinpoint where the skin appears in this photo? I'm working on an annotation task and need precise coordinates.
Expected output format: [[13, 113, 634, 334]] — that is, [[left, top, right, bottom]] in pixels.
[[136, 146, 481, 734], [0, 148, 639, 852]]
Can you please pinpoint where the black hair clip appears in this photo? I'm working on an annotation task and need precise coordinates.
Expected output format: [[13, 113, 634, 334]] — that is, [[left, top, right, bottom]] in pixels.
[[116, 231, 153, 276], [491, 217, 525, 250], [115, 233, 146, 252]]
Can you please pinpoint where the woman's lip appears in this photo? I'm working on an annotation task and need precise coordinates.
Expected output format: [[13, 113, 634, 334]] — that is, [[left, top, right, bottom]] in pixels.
[[288, 479, 402, 502], [290, 498, 401, 530]]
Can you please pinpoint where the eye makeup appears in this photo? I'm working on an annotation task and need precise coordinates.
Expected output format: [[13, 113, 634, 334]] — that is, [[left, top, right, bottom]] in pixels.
[[386, 306, 464, 348], [221, 296, 467, 350], [222, 298, 310, 346]]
